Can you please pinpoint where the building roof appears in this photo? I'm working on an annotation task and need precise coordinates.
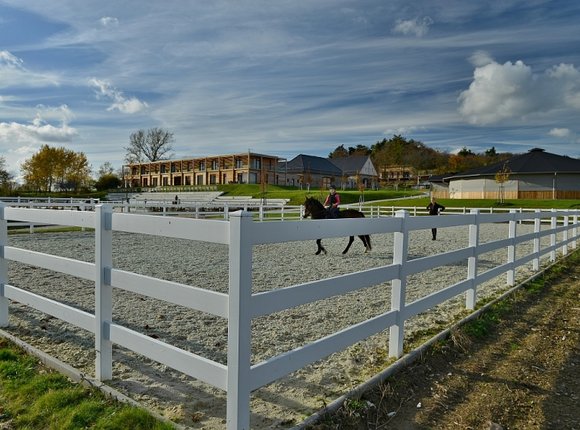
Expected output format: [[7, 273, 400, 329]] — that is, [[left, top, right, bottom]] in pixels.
[[443, 148, 580, 182], [329, 155, 370, 174], [281, 154, 342, 175]]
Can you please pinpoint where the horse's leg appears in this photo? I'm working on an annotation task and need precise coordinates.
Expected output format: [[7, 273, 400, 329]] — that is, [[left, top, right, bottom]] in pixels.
[[360, 235, 372, 252], [356, 235, 369, 253], [315, 239, 327, 255], [365, 235, 372, 251], [342, 236, 355, 254]]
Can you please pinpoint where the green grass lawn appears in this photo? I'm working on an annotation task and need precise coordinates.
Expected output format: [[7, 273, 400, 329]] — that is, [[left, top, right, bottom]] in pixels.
[[0, 338, 174, 430], [217, 184, 423, 205], [216, 184, 580, 209]]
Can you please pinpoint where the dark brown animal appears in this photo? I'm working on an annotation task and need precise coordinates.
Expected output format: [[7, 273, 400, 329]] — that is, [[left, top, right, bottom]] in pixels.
[[303, 197, 372, 255]]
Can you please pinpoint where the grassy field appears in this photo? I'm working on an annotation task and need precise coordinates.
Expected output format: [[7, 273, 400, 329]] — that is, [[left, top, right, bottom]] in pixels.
[[216, 184, 423, 205], [216, 184, 580, 209], [0, 338, 173, 430]]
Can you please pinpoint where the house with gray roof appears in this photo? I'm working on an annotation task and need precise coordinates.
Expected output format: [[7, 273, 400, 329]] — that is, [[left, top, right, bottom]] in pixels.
[[329, 155, 379, 189], [440, 148, 580, 199], [280, 154, 379, 189]]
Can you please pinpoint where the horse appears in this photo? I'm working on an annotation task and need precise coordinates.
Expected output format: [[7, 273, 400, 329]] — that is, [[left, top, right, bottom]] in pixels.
[[302, 196, 372, 255]]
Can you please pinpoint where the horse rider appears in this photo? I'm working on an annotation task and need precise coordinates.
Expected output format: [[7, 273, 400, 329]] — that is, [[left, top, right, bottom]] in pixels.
[[324, 184, 341, 218]]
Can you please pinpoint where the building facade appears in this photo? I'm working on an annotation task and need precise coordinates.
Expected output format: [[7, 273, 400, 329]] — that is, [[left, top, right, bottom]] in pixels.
[[437, 148, 580, 199], [123, 152, 284, 188]]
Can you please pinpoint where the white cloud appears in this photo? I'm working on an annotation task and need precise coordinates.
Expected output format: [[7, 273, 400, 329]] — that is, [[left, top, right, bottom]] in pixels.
[[469, 50, 494, 67], [549, 128, 571, 138], [99, 16, 119, 27], [0, 105, 77, 144], [89, 78, 148, 114], [458, 58, 580, 125], [0, 105, 78, 179], [0, 50, 23, 68], [392, 17, 433, 38], [0, 50, 59, 88]]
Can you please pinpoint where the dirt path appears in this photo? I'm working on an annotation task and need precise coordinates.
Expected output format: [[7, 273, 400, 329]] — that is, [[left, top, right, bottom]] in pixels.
[[309, 256, 580, 429]]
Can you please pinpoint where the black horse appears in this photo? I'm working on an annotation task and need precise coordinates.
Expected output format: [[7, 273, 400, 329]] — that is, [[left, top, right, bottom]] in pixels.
[[303, 197, 372, 255]]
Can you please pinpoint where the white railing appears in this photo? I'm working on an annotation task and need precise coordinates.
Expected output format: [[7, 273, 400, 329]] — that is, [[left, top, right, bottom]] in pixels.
[[0, 203, 578, 429]]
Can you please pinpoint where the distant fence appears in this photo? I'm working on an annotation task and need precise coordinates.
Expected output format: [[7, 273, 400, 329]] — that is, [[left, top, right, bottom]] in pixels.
[[0, 203, 578, 429], [2, 196, 561, 223]]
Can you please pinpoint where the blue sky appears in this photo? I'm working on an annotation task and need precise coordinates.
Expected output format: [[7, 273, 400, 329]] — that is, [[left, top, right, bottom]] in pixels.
[[2, 1, 580, 181]]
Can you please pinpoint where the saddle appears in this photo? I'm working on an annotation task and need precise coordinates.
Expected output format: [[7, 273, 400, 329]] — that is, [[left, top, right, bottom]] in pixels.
[[326, 207, 339, 219]]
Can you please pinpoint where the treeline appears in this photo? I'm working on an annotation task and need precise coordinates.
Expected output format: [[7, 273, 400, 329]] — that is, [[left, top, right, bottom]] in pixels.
[[0, 145, 122, 196], [329, 135, 513, 176]]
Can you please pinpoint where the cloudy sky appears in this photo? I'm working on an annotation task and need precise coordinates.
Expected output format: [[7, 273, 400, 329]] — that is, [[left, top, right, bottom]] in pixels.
[[2, 0, 580, 180]]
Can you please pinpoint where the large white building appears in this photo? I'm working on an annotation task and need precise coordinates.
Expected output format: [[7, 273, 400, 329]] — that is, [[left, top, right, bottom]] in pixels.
[[436, 148, 580, 200]]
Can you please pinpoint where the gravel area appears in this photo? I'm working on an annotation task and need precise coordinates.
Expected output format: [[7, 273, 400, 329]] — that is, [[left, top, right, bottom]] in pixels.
[[1, 221, 559, 429]]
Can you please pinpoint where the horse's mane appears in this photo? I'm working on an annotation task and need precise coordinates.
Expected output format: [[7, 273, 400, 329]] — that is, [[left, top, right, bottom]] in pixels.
[[305, 196, 324, 209]]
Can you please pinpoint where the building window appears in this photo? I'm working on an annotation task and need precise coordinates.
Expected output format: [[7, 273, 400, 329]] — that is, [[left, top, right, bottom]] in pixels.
[[251, 159, 261, 169], [235, 158, 243, 168], [160, 165, 166, 173], [211, 160, 219, 170], [209, 174, 217, 184], [199, 161, 205, 171]]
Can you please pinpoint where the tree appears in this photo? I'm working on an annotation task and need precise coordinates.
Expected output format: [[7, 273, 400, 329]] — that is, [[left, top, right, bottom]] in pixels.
[[94, 173, 122, 191], [485, 146, 497, 157], [348, 144, 371, 156], [124, 128, 174, 163], [0, 157, 14, 195], [495, 162, 511, 203], [97, 161, 115, 177], [21, 145, 92, 193], [94, 162, 122, 191], [329, 145, 349, 158]]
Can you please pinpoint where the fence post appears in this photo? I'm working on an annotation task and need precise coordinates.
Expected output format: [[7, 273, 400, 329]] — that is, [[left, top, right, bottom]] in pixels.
[[389, 210, 409, 358], [227, 211, 253, 430], [573, 213, 578, 249], [466, 209, 479, 309], [507, 209, 517, 287], [550, 209, 557, 262], [0, 203, 8, 327], [95, 204, 113, 381], [562, 215, 569, 256], [533, 209, 541, 271]]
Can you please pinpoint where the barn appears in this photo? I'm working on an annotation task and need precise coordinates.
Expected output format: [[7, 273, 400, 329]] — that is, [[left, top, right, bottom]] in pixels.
[[441, 148, 580, 199]]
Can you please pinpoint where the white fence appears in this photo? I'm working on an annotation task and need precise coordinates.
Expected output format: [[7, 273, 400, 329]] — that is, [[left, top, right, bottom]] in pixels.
[[0, 203, 578, 429]]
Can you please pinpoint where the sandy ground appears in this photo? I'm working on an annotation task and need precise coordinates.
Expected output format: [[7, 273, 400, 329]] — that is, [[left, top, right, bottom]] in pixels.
[[1, 222, 560, 429]]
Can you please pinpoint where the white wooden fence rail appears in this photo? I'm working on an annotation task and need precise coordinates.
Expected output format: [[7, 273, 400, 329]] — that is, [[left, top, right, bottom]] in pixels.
[[0, 203, 578, 429]]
